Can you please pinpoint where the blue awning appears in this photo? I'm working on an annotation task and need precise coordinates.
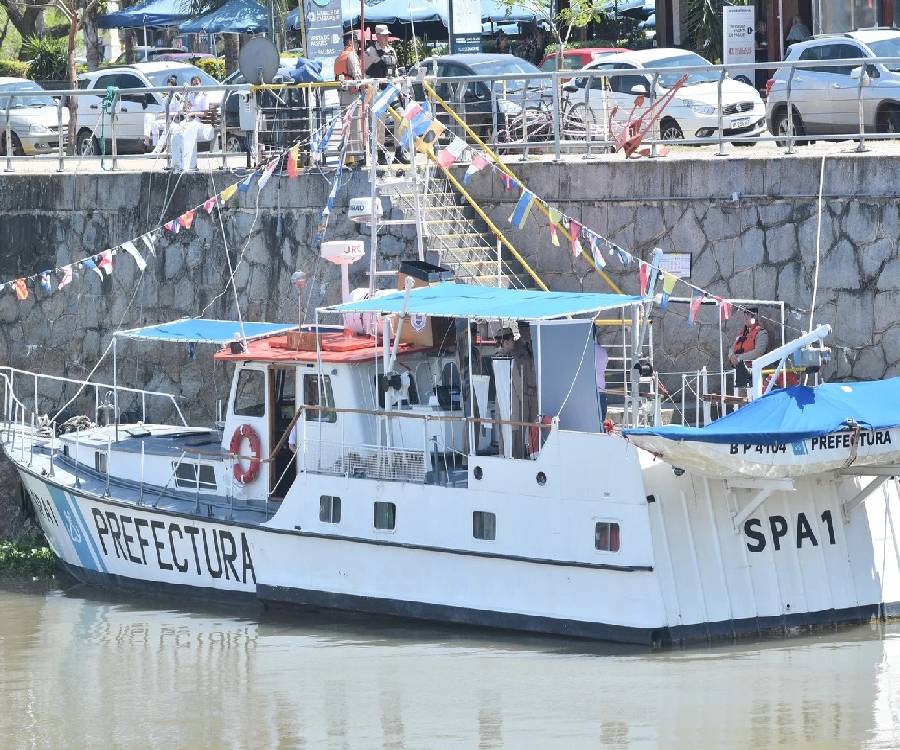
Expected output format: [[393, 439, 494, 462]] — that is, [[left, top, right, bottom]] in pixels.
[[116, 319, 298, 344], [324, 282, 644, 321], [179, 0, 268, 33], [98, 0, 191, 28], [625, 379, 900, 445]]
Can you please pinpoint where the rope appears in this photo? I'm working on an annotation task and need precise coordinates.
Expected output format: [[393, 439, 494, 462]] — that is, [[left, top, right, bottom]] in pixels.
[[809, 154, 826, 332]]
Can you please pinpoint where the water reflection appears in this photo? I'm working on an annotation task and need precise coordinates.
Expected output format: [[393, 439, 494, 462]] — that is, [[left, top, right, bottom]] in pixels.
[[1, 579, 899, 749]]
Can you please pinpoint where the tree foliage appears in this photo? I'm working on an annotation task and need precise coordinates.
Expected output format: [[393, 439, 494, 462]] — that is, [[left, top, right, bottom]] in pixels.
[[22, 35, 68, 80]]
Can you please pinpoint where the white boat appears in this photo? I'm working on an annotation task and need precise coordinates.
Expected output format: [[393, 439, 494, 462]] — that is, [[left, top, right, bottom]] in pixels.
[[5, 275, 900, 646]]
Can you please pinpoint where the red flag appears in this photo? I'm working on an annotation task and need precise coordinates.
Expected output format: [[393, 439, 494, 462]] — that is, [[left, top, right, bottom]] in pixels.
[[569, 219, 583, 258], [203, 195, 218, 214], [689, 292, 704, 326], [639, 262, 649, 295], [716, 296, 733, 321], [98, 249, 113, 276], [178, 209, 195, 230], [287, 145, 299, 178], [14, 278, 27, 301]]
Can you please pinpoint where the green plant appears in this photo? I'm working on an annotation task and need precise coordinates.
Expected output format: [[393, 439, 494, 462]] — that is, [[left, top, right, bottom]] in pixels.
[[0, 538, 56, 577], [193, 55, 225, 81], [0, 59, 30, 78], [22, 35, 67, 81], [395, 38, 431, 70]]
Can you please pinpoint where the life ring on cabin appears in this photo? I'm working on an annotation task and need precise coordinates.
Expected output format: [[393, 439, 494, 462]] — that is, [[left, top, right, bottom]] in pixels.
[[230, 424, 261, 484]]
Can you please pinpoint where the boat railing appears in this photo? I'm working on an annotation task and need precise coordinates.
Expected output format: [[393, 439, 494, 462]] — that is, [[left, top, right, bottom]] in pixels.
[[0, 365, 186, 429], [675, 367, 741, 428]]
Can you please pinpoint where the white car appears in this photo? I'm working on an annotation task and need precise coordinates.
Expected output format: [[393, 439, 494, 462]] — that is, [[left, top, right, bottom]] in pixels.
[[564, 48, 766, 144], [0, 78, 68, 155], [76, 62, 222, 154]]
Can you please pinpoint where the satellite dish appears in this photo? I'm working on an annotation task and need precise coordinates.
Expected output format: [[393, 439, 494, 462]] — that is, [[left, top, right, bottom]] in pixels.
[[239, 38, 280, 85]]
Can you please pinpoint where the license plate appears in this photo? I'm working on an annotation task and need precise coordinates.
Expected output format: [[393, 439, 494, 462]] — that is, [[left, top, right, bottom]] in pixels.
[[732, 116, 751, 128]]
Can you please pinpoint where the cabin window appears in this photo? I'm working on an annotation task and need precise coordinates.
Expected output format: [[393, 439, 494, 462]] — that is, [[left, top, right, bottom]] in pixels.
[[374, 501, 396, 530], [94, 451, 107, 473], [319, 495, 341, 524], [595, 522, 620, 552], [303, 373, 336, 422], [233, 369, 266, 418], [473, 511, 496, 541], [174, 462, 217, 490]]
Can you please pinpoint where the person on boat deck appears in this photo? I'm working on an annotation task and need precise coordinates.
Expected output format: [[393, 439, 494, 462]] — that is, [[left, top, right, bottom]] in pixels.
[[729, 307, 769, 391], [457, 322, 483, 452], [594, 325, 609, 422], [496, 325, 537, 458]]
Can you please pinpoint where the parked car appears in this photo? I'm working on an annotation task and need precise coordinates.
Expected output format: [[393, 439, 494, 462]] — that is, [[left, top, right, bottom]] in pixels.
[[408, 53, 549, 142], [766, 29, 900, 142], [0, 78, 68, 155], [539, 47, 628, 75], [564, 48, 766, 144], [75, 63, 223, 154], [114, 47, 212, 63]]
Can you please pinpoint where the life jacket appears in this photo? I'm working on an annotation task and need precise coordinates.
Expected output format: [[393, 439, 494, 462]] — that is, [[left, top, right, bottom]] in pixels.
[[734, 323, 762, 355], [334, 48, 354, 80]]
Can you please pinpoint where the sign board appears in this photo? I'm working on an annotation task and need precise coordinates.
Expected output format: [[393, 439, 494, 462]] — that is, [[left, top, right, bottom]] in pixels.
[[722, 5, 756, 86], [449, 0, 482, 54], [304, 0, 343, 79], [658, 252, 692, 279]]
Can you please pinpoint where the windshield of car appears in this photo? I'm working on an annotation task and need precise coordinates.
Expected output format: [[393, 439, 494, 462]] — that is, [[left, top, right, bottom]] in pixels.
[[145, 67, 219, 87], [463, 57, 546, 95], [867, 37, 900, 69], [645, 52, 719, 87], [0, 82, 55, 108]]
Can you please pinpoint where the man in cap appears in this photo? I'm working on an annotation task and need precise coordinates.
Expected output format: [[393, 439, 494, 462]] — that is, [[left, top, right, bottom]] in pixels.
[[335, 31, 363, 154], [364, 24, 409, 164], [728, 307, 769, 392]]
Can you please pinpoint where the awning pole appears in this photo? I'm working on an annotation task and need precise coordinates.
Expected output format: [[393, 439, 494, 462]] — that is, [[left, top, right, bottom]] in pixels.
[[113, 335, 119, 442]]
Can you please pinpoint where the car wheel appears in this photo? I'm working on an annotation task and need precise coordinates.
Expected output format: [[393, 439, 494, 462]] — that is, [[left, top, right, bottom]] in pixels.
[[876, 106, 900, 134], [660, 118, 684, 140], [0, 132, 23, 156], [76, 129, 99, 156], [563, 102, 598, 139], [225, 133, 246, 152], [773, 108, 806, 147]]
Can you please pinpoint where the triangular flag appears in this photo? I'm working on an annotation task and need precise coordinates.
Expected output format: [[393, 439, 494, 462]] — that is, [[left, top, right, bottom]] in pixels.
[[508, 190, 535, 230], [178, 209, 195, 229], [415, 118, 445, 151], [569, 219, 583, 258], [220, 183, 238, 203], [689, 292, 704, 326], [588, 234, 607, 268], [14, 278, 28, 301], [436, 136, 467, 168], [58, 264, 73, 289], [639, 261, 649, 295], [463, 153, 490, 185], [82, 257, 103, 279], [659, 272, 677, 311], [371, 83, 399, 116], [402, 101, 423, 121], [646, 247, 664, 294], [500, 173, 515, 191], [257, 159, 278, 190], [238, 172, 257, 194], [613, 245, 632, 266], [140, 233, 157, 257], [39, 271, 52, 293], [286, 146, 299, 178], [203, 195, 218, 214], [98, 249, 113, 276], [548, 208, 561, 247], [164, 219, 180, 234], [121, 241, 147, 272], [718, 297, 733, 321]]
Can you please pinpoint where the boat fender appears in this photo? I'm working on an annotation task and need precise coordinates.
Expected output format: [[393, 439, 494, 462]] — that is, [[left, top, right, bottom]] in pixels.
[[230, 424, 262, 484]]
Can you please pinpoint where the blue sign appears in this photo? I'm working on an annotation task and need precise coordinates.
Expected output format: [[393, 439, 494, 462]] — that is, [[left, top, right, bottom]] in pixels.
[[304, 0, 343, 77]]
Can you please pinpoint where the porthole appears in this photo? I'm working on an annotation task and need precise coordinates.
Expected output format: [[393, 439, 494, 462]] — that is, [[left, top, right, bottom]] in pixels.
[[536, 471, 547, 486]]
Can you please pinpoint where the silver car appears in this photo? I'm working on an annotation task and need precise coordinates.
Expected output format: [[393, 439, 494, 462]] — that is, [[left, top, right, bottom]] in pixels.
[[766, 29, 900, 141], [0, 78, 67, 155]]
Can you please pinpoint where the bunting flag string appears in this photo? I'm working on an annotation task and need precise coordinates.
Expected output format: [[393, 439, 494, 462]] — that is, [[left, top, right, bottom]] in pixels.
[[660, 273, 677, 311], [588, 234, 606, 269], [509, 190, 535, 230], [569, 219, 583, 259], [463, 152, 490, 185], [436, 136, 468, 168], [639, 261, 649, 296], [14, 278, 28, 301], [121, 241, 147, 272], [688, 292, 704, 326], [548, 208, 561, 247], [58, 265, 73, 289]]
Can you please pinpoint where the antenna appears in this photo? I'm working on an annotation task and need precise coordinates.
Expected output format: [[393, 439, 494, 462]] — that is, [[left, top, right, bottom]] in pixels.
[[238, 37, 280, 85], [321, 240, 365, 303]]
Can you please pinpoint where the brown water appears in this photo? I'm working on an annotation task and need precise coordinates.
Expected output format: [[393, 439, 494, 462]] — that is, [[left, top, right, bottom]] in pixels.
[[1, 579, 899, 749]]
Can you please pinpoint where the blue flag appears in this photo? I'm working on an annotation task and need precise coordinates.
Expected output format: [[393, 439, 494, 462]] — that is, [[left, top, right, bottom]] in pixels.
[[372, 84, 400, 116]]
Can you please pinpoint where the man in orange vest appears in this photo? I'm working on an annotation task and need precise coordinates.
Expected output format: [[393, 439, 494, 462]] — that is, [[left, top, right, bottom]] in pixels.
[[728, 307, 769, 390], [334, 32, 363, 155]]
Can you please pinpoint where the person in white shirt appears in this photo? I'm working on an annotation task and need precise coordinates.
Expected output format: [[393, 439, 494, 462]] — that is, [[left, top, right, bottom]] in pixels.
[[184, 75, 208, 117], [594, 326, 609, 422]]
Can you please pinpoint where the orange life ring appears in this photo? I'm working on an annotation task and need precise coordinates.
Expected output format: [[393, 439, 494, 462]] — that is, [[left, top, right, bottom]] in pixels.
[[230, 424, 261, 484]]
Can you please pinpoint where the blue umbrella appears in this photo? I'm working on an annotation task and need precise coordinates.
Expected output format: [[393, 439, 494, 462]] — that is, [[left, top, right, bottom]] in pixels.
[[98, 0, 191, 29], [178, 0, 269, 33]]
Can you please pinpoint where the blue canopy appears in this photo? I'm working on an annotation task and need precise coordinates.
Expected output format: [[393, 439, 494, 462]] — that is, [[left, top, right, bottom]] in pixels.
[[116, 319, 298, 344], [98, 0, 191, 28], [285, 0, 537, 30], [625, 379, 900, 445], [325, 282, 644, 321], [178, 0, 268, 33]]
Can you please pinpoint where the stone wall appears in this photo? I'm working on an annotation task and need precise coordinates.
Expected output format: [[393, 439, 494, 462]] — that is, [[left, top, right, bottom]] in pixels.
[[463, 153, 900, 382]]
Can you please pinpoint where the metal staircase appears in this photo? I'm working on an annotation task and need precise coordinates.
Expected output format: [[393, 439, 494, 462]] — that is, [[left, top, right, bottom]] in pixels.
[[386, 160, 529, 289]]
